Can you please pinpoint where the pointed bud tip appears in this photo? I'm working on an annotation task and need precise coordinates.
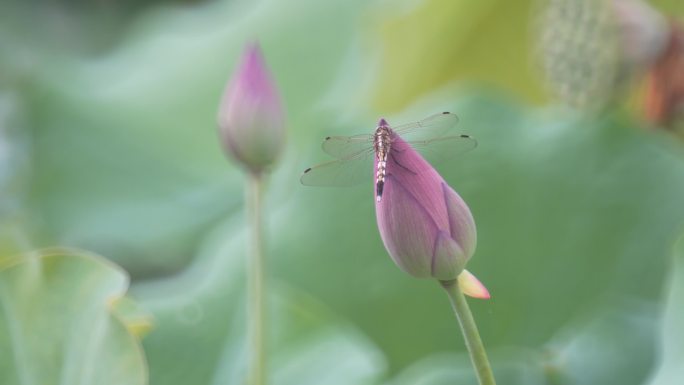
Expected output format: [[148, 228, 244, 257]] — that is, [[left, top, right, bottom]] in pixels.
[[243, 42, 266, 72], [245, 41, 261, 55], [378, 118, 388, 127]]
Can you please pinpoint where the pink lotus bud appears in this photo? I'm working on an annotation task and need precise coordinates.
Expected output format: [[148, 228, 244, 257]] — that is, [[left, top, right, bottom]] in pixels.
[[217, 43, 286, 173], [374, 133, 479, 283]]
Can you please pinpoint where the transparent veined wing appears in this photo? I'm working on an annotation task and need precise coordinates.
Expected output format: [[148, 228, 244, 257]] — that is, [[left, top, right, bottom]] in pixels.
[[301, 112, 472, 187], [392, 134, 478, 167], [392, 112, 461, 142], [321, 133, 374, 159], [320, 112, 460, 159], [300, 151, 374, 187]]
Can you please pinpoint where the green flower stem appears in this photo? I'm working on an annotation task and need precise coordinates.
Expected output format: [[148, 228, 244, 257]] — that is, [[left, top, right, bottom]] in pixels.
[[440, 279, 496, 385], [247, 173, 266, 385]]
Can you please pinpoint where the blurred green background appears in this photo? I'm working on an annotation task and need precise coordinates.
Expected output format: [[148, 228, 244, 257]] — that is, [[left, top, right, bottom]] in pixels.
[[1, 0, 684, 384]]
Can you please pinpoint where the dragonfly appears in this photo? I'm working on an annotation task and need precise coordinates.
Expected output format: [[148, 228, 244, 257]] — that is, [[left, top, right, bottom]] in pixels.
[[300, 112, 477, 202]]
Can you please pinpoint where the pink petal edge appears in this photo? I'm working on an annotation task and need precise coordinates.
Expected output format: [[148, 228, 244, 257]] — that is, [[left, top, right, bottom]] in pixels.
[[457, 269, 490, 299]]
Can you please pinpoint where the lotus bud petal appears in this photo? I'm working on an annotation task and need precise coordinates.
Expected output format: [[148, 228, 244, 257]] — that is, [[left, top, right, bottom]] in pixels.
[[458, 269, 490, 299], [217, 43, 285, 173], [374, 133, 478, 281]]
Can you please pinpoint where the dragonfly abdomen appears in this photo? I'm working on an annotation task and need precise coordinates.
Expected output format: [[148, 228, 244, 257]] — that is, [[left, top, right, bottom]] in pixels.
[[376, 158, 387, 201]]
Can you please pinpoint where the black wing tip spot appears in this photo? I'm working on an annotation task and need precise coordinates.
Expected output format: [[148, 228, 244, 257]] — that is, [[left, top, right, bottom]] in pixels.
[[304, 167, 312, 173], [460, 134, 470, 138], [442, 111, 450, 115], [325, 136, 331, 140]]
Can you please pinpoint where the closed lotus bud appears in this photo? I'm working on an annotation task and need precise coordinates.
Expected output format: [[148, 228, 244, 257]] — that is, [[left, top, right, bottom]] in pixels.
[[375, 133, 487, 297], [217, 43, 285, 173]]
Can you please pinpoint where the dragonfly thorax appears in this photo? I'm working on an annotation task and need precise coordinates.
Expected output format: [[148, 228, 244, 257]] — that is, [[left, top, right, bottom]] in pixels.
[[373, 125, 393, 158]]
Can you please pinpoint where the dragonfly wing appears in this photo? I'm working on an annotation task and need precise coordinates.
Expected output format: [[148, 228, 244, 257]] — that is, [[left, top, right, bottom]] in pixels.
[[392, 112, 460, 142], [300, 152, 374, 187], [398, 134, 477, 166], [321, 134, 374, 159]]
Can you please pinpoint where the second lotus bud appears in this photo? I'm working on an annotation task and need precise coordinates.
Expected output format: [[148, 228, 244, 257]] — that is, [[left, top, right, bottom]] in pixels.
[[217, 43, 286, 174]]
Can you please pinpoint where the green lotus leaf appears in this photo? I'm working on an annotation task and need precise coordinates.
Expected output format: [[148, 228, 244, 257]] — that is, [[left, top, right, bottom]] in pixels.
[[0, 248, 148, 385], [648, 234, 684, 385]]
